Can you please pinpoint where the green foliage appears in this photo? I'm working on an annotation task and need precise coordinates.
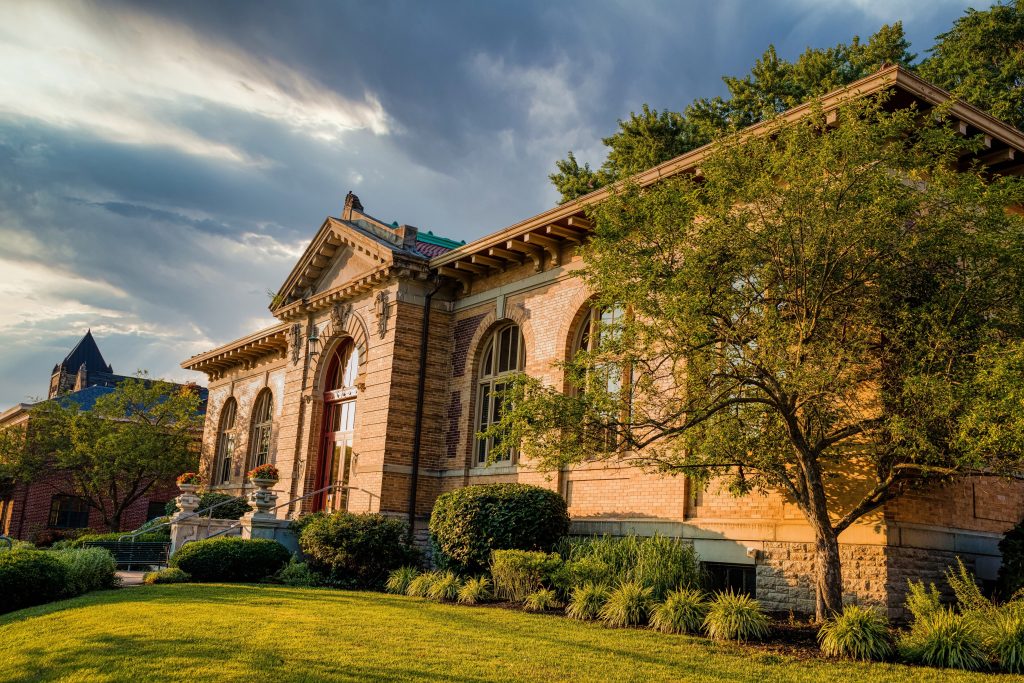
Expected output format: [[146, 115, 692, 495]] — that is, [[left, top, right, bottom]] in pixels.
[[429, 483, 569, 573], [947, 557, 992, 613], [276, 557, 321, 587], [426, 571, 463, 602], [549, 24, 915, 202], [997, 519, 1024, 599], [60, 530, 170, 548], [169, 537, 289, 583], [490, 550, 563, 603], [905, 580, 944, 624], [298, 511, 420, 589], [899, 609, 988, 671], [406, 571, 440, 598], [0, 548, 67, 614], [144, 567, 190, 585], [0, 375, 202, 531], [566, 582, 610, 621], [704, 592, 770, 642], [919, 0, 1024, 129], [457, 576, 492, 605], [196, 493, 250, 520], [554, 534, 701, 600], [53, 547, 118, 596], [523, 588, 561, 612], [982, 603, 1024, 674], [385, 566, 420, 595], [599, 580, 652, 627], [817, 604, 893, 661], [650, 588, 708, 635]]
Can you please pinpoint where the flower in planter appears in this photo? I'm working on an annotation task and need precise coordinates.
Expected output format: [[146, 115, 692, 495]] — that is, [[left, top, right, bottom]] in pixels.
[[247, 463, 280, 481], [176, 472, 202, 486]]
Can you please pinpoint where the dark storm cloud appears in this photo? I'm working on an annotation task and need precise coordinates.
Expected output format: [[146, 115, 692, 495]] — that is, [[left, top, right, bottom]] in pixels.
[[0, 0, 975, 405]]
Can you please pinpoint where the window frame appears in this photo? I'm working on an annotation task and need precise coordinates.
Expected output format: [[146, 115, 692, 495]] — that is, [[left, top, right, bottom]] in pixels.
[[475, 323, 526, 465], [214, 397, 238, 484], [48, 495, 90, 530], [572, 303, 630, 452], [247, 389, 274, 471]]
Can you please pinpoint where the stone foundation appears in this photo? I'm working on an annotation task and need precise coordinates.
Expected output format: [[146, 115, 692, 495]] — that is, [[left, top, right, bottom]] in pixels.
[[756, 542, 888, 615]]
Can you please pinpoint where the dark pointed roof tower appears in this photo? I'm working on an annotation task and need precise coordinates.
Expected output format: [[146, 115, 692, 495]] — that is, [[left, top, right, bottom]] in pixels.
[[61, 330, 114, 375]]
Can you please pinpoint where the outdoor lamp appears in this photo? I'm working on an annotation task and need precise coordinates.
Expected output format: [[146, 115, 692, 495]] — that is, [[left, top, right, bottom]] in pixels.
[[308, 325, 321, 360]]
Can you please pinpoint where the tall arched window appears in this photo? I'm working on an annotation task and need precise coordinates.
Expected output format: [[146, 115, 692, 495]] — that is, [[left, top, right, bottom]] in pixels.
[[214, 398, 237, 484], [573, 303, 627, 451], [314, 342, 360, 511], [475, 323, 525, 464], [248, 389, 274, 471]]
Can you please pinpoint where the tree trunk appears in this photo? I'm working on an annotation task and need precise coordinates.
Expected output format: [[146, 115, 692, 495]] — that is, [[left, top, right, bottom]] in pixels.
[[106, 512, 121, 532], [813, 524, 843, 621]]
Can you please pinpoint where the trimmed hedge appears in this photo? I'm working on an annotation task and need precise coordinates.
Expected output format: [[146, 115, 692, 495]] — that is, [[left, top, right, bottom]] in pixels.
[[299, 512, 419, 589], [170, 537, 289, 582], [59, 531, 170, 548], [0, 548, 67, 614], [429, 483, 570, 573], [53, 547, 118, 596], [196, 493, 251, 520]]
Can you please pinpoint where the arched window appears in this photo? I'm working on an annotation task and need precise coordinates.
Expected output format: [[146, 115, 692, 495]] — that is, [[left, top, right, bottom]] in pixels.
[[475, 323, 525, 464], [248, 389, 274, 471], [314, 342, 360, 511], [214, 398, 237, 484], [573, 303, 627, 451]]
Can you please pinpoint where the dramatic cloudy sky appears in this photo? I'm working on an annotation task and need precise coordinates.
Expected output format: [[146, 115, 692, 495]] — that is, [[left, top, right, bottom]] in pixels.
[[0, 0, 978, 406]]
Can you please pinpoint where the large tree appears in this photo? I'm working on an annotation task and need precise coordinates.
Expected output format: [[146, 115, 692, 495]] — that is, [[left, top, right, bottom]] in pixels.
[[488, 97, 1024, 620], [550, 24, 915, 203], [0, 376, 202, 531]]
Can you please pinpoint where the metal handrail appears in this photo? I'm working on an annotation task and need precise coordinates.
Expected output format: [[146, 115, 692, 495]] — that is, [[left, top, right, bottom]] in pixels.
[[0, 535, 12, 550], [118, 494, 252, 542], [197, 482, 342, 542]]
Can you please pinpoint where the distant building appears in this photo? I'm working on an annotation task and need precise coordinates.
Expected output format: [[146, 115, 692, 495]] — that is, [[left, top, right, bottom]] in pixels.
[[0, 331, 205, 542]]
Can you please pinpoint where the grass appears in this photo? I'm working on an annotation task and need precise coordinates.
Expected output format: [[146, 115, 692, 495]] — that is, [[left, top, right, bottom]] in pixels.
[[0, 584, 1018, 682]]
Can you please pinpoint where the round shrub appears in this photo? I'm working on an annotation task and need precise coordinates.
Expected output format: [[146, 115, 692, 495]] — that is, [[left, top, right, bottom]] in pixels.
[[299, 511, 420, 589], [429, 483, 569, 573], [276, 557, 322, 587], [53, 547, 118, 596], [144, 567, 191, 584], [650, 588, 708, 634], [704, 591, 770, 642], [0, 548, 67, 614], [170, 536, 289, 582], [817, 604, 893, 661]]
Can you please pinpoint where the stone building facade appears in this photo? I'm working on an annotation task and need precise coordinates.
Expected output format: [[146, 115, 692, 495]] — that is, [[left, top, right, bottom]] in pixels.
[[181, 66, 1024, 616]]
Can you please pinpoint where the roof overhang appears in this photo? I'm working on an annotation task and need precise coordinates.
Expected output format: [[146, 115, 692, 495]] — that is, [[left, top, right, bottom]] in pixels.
[[429, 65, 1024, 288], [181, 324, 290, 379]]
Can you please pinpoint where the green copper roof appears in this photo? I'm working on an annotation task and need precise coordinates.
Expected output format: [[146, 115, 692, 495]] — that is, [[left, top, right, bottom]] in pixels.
[[415, 230, 465, 248]]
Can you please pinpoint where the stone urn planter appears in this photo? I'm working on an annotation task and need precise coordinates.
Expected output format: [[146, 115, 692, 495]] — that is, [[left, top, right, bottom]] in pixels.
[[246, 465, 281, 520], [174, 473, 202, 516]]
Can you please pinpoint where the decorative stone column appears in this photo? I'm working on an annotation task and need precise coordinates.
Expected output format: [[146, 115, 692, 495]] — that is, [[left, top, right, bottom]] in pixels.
[[169, 482, 201, 555]]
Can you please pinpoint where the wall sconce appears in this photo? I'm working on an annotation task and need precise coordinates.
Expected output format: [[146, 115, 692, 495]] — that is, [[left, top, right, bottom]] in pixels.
[[308, 325, 321, 360]]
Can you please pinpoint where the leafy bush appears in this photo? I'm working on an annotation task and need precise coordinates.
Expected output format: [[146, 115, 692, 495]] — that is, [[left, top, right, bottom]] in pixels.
[[429, 483, 569, 573], [524, 588, 561, 612], [983, 604, 1024, 673], [276, 557, 321, 587], [946, 557, 991, 613], [905, 580, 943, 623], [61, 530, 170, 548], [406, 571, 440, 598], [704, 591, 770, 642], [196, 493, 251, 520], [170, 537, 289, 582], [998, 519, 1024, 599], [457, 577, 492, 605], [567, 582, 610, 621], [899, 609, 987, 671], [385, 566, 420, 595], [53, 547, 118, 596], [650, 588, 708, 635], [555, 534, 700, 600], [426, 571, 463, 602], [144, 567, 190, 584], [600, 580, 653, 627], [817, 604, 893, 661], [299, 512, 420, 589], [490, 550, 563, 602], [0, 548, 67, 614]]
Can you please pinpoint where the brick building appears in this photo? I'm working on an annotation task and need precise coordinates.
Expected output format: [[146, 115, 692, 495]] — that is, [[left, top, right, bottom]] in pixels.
[[0, 331, 203, 541], [181, 66, 1024, 615]]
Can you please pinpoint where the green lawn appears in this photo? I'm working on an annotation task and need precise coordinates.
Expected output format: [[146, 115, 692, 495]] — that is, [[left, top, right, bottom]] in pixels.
[[0, 585, 1014, 682]]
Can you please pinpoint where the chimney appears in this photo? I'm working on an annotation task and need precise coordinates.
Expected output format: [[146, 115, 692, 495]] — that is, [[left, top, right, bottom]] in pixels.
[[342, 191, 364, 220]]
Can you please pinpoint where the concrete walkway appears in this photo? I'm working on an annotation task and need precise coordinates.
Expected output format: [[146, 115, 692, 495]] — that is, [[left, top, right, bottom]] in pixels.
[[116, 571, 147, 586]]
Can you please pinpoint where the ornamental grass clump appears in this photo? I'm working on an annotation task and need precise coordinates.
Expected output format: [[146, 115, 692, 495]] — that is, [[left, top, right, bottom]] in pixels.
[[899, 609, 987, 671], [703, 591, 770, 642], [490, 550, 563, 602], [566, 582, 610, 621], [457, 576, 492, 605], [406, 571, 439, 598], [524, 588, 561, 612], [982, 604, 1024, 674], [385, 566, 419, 595], [817, 604, 893, 661], [650, 588, 708, 635], [426, 571, 463, 602], [599, 580, 652, 627]]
